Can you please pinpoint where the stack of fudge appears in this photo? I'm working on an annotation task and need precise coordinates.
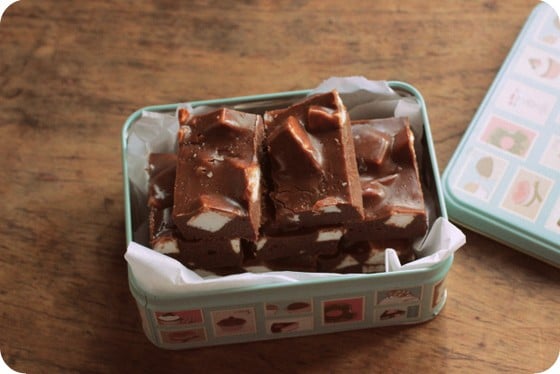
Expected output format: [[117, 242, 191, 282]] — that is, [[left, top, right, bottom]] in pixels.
[[147, 90, 427, 274]]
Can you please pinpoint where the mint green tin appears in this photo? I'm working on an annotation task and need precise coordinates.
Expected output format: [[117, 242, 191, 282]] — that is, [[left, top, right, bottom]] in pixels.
[[121, 81, 457, 349], [442, 3, 560, 268]]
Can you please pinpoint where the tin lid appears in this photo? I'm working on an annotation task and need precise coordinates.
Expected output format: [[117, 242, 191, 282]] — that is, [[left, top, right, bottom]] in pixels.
[[442, 3, 560, 268]]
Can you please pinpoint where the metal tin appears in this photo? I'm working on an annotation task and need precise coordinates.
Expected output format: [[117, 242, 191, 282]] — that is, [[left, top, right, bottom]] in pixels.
[[442, 3, 560, 267], [121, 81, 453, 349]]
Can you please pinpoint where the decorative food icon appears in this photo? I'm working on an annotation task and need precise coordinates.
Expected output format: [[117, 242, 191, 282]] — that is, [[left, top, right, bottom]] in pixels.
[[488, 128, 529, 155], [463, 182, 489, 199], [380, 309, 406, 320], [270, 321, 300, 333], [379, 289, 420, 305], [475, 156, 494, 178], [529, 57, 560, 79], [324, 303, 355, 323], [286, 302, 311, 312], [541, 34, 559, 45], [511, 180, 542, 207], [157, 312, 182, 324], [265, 304, 279, 316], [216, 316, 246, 332], [167, 330, 199, 343]]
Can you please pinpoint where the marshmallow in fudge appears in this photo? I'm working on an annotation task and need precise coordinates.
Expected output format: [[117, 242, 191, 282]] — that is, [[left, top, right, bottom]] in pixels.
[[148, 153, 244, 269], [250, 226, 344, 261], [344, 117, 428, 242], [263, 91, 363, 231], [150, 210, 244, 269], [173, 108, 264, 241], [317, 239, 415, 273], [244, 239, 414, 274]]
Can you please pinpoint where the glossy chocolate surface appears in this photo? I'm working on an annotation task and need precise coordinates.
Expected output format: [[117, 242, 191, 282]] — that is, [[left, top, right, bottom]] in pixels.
[[173, 108, 263, 241], [263, 91, 363, 230], [148, 153, 244, 268], [344, 117, 428, 241], [147, 101, 425, 273]]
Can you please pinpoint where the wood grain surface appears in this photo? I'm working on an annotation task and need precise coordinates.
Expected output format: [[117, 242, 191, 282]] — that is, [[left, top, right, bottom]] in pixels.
[[1, 1, 558, 373]]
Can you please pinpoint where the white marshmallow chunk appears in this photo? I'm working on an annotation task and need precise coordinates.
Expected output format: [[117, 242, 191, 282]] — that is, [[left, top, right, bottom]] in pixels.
[[384, 214, 414, 228], [188, 211, 232, 232]]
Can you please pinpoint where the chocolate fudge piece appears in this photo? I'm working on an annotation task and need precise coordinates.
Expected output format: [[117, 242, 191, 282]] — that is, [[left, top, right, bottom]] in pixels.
[[244, 253, 319, 273], [176, 238, 244, 269], [151, 208, 244, 270], [173, 108, 264, 241], [318, 240, 414, 273], [151, 209, 244, 270], [147, 153, 244, 269], [263, 91, 363, 230], [149, 207, 180, 254], [344, 117, 428, 242], [251, 226, 344, 261], [148, 153, 177, 210], [148, 153, 180, 254]]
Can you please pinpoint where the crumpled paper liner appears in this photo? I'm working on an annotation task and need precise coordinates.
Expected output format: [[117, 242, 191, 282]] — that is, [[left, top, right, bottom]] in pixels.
[[124, 76, 466, 297], [125, 217, 464, 295]]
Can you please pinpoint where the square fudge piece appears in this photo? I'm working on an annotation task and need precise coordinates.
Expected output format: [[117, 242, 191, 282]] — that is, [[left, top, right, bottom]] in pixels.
[[263, 91, 363, 230], [147, 153, 244, 269], [344, 117, 428, 242], [173, 108, 264, 241]]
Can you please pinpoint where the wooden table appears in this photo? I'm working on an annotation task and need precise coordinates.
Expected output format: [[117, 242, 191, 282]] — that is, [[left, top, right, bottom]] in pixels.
[[1, 1, 558, 373]]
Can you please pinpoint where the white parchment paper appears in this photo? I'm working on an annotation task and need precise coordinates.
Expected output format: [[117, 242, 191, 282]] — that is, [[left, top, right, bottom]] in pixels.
[[124, 76, 466, 297]]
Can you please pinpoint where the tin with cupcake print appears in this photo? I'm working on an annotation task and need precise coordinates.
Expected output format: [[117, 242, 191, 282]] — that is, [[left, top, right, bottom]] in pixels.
[[122, 79, 465, 349], [442, 2, 560, 267]]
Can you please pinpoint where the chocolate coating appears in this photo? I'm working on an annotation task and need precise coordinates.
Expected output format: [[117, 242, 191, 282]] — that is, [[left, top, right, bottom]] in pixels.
[[146, 98, 425, 273], [344, 117, 428, 242], [264, 91, 364, 230], [148, 153, 177, 210], [177, 237, 244, 269], [173, 108, 264, 241], [148, 153, 244, 269], [147, 153, 180, 253], [251, 226, 344, 261], [318, 239, 414, 273]]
